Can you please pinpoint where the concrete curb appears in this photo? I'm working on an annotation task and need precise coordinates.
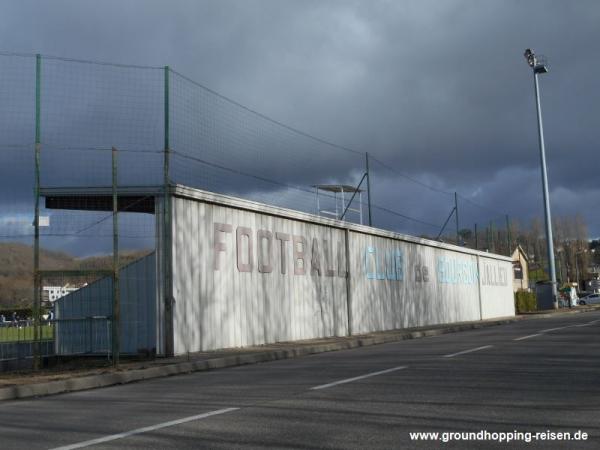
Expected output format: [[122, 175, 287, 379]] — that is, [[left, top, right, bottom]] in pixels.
[[518, 305, 600, 318], [0, 309, 595, 401]]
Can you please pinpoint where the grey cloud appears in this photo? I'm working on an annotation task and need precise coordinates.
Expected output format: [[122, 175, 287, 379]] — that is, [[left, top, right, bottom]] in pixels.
[[0, 0, 598, 250]]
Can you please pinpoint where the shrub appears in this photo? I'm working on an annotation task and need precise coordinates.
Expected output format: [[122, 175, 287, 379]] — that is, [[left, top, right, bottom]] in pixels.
[[515, 290, 537, 312]]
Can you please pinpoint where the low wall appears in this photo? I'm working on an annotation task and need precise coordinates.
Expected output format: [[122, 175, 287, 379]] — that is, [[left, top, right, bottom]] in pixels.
[[170, 186, 514, 355]]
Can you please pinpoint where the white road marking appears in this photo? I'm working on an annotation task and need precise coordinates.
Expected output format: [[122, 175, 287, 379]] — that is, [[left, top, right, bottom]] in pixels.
[[540, 319, 599, 333], [49, 407, 240, 450], [513, 334, 542, 341], [539, 326, 572, 333], [443, 345, 493, 358], [310, 366, 408, 390]]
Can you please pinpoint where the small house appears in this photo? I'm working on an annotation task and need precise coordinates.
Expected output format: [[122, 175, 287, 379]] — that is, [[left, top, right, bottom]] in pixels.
[[511, 245, 529, 292]]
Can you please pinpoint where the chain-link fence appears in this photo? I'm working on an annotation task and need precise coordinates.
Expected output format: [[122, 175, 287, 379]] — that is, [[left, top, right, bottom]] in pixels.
[[0, 318, 54, 371]]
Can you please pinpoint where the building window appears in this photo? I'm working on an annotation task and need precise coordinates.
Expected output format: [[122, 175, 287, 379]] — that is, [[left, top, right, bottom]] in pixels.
[[513, 262, 523, 280]]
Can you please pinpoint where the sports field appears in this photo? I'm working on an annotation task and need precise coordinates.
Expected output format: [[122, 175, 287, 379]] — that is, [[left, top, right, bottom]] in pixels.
[[0, 325, 54, 343]]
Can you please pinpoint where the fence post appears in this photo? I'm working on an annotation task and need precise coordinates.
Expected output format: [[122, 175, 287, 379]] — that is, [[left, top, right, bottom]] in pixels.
[[112, 147, 120, 366], [454, 192, 459, 245], [33, 53, 42, 370], [474, 223, 478, 250], [365, 152, 372, 227], [88, 317, 92, 354], [163, 66, 174, 356], [344, 228, 352, 336], [506, 215, 512, 256]]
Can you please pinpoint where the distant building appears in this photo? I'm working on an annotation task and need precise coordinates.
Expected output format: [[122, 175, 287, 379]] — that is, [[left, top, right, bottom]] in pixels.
[[589, 277, 600, 294], [42, 285, 80, 304], [584, 263, 599, 293], [512, 245, 530, 292]]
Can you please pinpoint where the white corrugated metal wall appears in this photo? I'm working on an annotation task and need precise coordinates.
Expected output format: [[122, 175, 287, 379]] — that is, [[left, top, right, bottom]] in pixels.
[[169, 188, 515, 355], [348, 234, 481, 334], [171, 198, 348, 353]]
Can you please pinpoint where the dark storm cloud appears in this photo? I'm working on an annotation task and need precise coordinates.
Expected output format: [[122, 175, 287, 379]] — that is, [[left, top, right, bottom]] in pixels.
[[1, 0, 599, 247]]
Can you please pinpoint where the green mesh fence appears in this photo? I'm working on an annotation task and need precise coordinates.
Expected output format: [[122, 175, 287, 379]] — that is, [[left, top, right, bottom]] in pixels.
[[455, 195, 511, 255], [0, 52, 512, 269], [367, 156, 452, 238], [169, 70, 365, 214], [40, 57, 164, 189], [0, 54, 36, 244], [366, 155, 512, 253], [0, 52, 517, 368]]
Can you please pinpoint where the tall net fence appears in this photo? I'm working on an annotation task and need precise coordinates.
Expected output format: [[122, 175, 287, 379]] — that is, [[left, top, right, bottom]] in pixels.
[[0, 54, 35, 247], [38, 57, 161, 260], [455, 194, 513, 255], [0, 52, 511, 307], [169, 70, 365, 213], [368, 156, 454, 238]]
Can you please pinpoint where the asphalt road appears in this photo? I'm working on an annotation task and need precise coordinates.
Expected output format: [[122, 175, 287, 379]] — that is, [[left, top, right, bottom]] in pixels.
[[1, 311, 599, 449]]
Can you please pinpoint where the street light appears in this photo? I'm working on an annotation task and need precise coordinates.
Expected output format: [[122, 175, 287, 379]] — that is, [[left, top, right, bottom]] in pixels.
[[524, 48, 558, 309]]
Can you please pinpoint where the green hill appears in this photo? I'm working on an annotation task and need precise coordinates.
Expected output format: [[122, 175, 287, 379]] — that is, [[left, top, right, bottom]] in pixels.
[[0, 243, 151, 308]]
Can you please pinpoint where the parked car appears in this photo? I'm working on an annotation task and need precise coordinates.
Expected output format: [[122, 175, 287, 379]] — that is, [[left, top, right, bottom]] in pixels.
[[578, 293, 600, 305]]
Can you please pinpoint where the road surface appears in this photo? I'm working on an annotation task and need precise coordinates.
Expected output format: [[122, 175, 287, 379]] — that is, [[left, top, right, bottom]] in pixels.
[[1, 311, 598, 449]]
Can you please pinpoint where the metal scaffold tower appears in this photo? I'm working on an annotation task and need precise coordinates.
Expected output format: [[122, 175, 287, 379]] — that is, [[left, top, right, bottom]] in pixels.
[[314, 184, 364, 225]]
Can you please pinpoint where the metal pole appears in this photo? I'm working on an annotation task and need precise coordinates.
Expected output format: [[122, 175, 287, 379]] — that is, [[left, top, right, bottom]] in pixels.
[[112, 147, 120, 367], [344, 228, 352, 336], [163, 66, 174, 355], [88, 317, 92, 354], [575, 254, 580, 291], [33, 53, 41, 370], [506, 215, 512, 256], [365, 152, 372, 227], [454, 192, 459, 245], [474, 223, 478, 250], [340, 187, 346, 221], [315, 187, 320, 216], [533, 71, 558, 309], [359, 192, 363, 225], [339, 172, 368, 221], [436, 206, 456, 241]]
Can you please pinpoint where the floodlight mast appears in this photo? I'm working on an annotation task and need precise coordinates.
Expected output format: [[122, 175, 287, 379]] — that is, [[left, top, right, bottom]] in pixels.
[[524, 48, 535, 67], [524, 48, 558, 309]]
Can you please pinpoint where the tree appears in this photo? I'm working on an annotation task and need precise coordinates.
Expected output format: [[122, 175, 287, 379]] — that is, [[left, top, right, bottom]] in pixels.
[[458, 228, 473, 242]]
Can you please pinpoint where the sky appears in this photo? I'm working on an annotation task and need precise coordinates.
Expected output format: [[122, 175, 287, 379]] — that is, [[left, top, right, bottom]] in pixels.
[[0, 0, 598, 255]]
